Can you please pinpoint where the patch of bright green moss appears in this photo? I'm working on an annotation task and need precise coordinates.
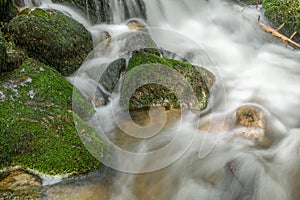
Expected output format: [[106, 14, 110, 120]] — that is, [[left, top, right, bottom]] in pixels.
[[0, 58, 104, 176]]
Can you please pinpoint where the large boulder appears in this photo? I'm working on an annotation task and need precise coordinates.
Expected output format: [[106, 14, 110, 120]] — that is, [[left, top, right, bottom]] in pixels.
[[120, 52, 215, 110], [0, 58, 104, 176], [263, 0, 300, 42], [8, 8, 93, 76]]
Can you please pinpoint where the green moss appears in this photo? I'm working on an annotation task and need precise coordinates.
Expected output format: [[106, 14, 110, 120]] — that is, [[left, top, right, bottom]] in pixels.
[[121, 52, 215, 110], [263, 0, 300, 42], [8, 8, 93, 76], [0, 58, 104, 176]]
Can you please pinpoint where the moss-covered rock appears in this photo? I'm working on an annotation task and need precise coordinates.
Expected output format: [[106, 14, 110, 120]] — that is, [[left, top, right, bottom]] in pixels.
[[120, 52, 215, 110], [8, 8, 93, 76], [0, 29, 7, 73], [0, 58, 104, 176], [263, 0, 300, 42], [0, 0, 18, 22]]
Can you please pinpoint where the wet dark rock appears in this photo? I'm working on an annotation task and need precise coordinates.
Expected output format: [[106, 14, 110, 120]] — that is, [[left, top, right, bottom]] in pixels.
[[124, 32, 158, 54], [8, 8, 93, 76], [0, 0, 18, 22], [99, 58, 126, 93], [94, 30, 160, 57], [0, 30, 7, 73], [53, 0, 111, 24], [120, 52, 215, 110]]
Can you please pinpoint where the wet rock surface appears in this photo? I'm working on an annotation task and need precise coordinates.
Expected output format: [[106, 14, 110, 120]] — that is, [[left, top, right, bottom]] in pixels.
[[0, 170, 42, 191]]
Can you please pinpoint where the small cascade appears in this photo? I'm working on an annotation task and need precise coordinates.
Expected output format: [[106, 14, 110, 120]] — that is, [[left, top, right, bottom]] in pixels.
[[110, 0, 146, 24], [20, 0, 47, 7]]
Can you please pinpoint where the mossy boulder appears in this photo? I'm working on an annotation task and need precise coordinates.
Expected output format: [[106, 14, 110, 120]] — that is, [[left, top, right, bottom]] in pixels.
[[263, 0, 300, 42], [0, 29, 7, 72], [0, 58, 104, 176], [8, 8, 93, 76], [120, 52, 215, 110], [0, 0, 18, 22]]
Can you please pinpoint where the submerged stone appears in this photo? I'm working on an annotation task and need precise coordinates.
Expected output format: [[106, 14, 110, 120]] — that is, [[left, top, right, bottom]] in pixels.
[[8, 8, 93, 76], [236, 105, 265, 129], [235, 105, 269, 146], [0, 58, 104, 176]]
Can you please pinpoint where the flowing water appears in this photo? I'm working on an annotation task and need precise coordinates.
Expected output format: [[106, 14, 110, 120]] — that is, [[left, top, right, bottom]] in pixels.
[[18, 0, 300, 199]]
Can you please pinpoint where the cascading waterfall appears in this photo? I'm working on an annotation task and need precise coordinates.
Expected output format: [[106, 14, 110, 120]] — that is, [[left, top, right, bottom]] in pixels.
[[14, 0, 300, 199], [110, 0, 146, 23]]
